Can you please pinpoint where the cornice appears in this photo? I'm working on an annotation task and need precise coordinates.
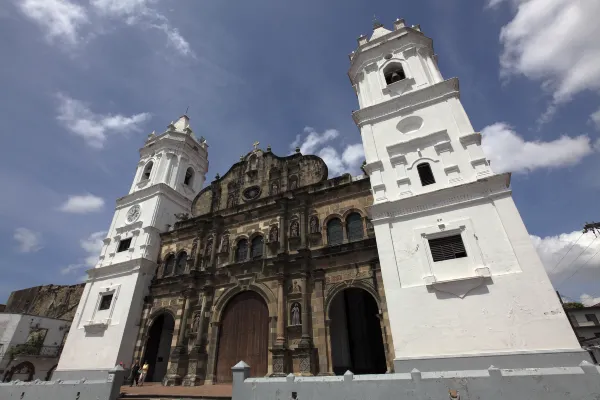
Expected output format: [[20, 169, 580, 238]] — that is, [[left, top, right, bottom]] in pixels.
[[368, 173, 512, 221], [352, 78, 460, 128], [116, 183, 192, 211], [87, 257, 156, 280]]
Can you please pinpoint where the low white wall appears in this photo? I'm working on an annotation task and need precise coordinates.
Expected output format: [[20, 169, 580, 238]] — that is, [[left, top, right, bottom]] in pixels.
[[231, 361, 600, 400]]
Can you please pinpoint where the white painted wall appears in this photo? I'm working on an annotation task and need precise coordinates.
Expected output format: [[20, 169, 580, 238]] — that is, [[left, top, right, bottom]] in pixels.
[[57, 116, 209, 374], [350, 22, 581, 363], [0, 313, 71, 376]]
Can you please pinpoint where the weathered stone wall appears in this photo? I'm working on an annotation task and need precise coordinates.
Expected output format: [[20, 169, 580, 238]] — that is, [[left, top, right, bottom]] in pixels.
[[231, 361, 600, 400], [4, 284, 84, 321], [132, 150, 387, 385]]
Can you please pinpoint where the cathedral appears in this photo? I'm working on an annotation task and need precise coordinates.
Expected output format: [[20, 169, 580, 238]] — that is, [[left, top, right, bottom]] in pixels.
[[53, 17, 586, 393], [133, 144, 393, 385]]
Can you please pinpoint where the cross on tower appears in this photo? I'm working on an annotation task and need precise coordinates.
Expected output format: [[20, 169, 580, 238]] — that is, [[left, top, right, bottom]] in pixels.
[[252, 141, 260, 150]]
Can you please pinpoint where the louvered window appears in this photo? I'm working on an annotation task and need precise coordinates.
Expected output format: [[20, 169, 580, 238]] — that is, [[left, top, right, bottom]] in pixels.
[[327, 218, 343, 246], [251, 236, 264, 258], [236, 239, 248, 262], [346, 213, 364, 241], [417, 163, 435, 186], [176, 252, 187, 274], [428, 235, 467, 262]]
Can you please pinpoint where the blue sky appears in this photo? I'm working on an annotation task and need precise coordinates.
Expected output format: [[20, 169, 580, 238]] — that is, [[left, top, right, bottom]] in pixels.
[[1, 0, 599, 305]]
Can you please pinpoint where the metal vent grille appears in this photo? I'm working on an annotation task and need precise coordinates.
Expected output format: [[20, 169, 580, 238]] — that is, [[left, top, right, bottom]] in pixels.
[[428, 235, 467, 262]]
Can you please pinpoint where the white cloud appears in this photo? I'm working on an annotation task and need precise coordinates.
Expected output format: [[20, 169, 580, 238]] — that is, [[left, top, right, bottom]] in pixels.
[[580, 293, 600, 307], [61, 231, 106, 274], [13, 227, 43, 253], [494, 0, 600, 123], [17, 0, 89, 45], [481, 122, 594, 173], [590, 107, 600, 131], [56, 93, 151, 148], [90, 0, 193, 57], [291, 127, 364, 176], [531, 230, 600, 287], [59, 194, 105, 213]]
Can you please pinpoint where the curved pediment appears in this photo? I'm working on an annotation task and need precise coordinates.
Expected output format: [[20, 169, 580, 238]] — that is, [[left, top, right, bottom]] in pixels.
[[192, 149, 328, 217]]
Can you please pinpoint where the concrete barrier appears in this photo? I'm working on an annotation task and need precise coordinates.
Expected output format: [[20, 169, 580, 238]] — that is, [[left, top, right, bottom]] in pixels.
[[0, 366, 125, 400], [231, 360, 600, 400]]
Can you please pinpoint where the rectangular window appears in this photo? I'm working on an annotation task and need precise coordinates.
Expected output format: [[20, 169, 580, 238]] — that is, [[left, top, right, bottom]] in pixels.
[[585, 314, 599, 325], [99, 294, 113, 311], [428, 234, 467, 262], [117, 238, 132, 252]]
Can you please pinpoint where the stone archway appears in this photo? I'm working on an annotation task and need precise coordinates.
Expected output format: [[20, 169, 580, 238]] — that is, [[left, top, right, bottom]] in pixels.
[[143, 312, 175, 382], [214, 291, 269, 383], [328, 288, 387, 375], [4, 361, 35, 382]]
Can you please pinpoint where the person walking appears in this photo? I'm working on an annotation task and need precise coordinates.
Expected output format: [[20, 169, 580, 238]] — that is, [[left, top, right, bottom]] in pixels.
[[129, 359, 141, 387], [138, 361, 149, 386]]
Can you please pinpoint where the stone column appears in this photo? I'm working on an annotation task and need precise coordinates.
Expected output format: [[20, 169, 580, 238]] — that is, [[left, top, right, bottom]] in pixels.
[[313, 270, 331, 375], [278, 200, 287, 253], [165, 291, 193, 385], [296, 264, 314, 376], [184, 291, 209, 386], [276, 275, 286, 345], [209, 234, 218, 267], [299, 201, 307, 249], [271, 273, 289, 376]]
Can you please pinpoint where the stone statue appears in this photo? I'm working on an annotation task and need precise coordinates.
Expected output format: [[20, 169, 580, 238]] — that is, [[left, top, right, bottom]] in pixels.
[[205, 236, 213, 255], [291, 302, 301, 326], [221, 235, 229, 252], [292, 280, 300, 293], [271, 181, 279, 195], [269, 226, 279, 242], [309, 216, 319, 233], [192, 312, 201, 332], [290, 177, 298, 190], [290, 220, 299, 237]]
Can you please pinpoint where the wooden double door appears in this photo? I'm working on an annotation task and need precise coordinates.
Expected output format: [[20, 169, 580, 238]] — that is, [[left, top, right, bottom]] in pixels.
[[215, 291, 269, 382]]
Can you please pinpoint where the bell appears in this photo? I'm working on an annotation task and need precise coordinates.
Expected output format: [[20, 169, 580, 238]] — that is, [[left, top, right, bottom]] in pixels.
[[391, 71, 401, 83]]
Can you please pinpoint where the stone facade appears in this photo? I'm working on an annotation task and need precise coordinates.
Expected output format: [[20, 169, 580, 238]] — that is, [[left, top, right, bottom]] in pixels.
[[4, 284, 84, 321], [131, 148, 394, 385]]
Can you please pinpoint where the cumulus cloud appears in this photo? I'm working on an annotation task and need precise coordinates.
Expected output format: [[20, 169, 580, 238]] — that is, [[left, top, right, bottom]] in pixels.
[[61, 231, 106, 275], [590, 108, 600, 131], [17, 0, 89, 45], [16, 0, 193, 56], [492, 0, 600, 124], [13, 227, 43, 253], [580, 293, 600, 307], [531, 230, 600, 290], [59, 194, 105, 213], [290, 127, 364, 176], [481, 123, 594, 173], [56, 93, 151, 148], [90, 0, 193, 57]]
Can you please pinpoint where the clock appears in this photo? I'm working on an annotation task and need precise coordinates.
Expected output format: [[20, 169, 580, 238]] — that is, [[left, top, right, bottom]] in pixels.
[[126, 205, 141, 223]]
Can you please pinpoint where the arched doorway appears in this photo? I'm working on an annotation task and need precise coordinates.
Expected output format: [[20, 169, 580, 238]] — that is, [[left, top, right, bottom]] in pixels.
[[4, 361, 35, 382], [329, 288, 387, 375], [215, 291, 269, 383], [143, 312, 175, 382]]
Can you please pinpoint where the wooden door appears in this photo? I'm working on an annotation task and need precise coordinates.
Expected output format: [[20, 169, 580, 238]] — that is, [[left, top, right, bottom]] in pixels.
[[215, 291, 269, 383]]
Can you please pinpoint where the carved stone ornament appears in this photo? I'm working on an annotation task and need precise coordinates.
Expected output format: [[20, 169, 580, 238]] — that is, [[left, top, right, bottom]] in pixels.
[[290, 302, 301, 326], [290, 220, 300, 238], [220, 235, 230, 253], [269, 226, 279, 243], [190, 238, 199, 257], [309, 216, 319, 234], [243, 185, 261, 201], [270, 180, 280, 196]]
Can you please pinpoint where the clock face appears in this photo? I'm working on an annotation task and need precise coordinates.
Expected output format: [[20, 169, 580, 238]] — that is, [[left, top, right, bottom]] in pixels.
[[126, 205, 141, 223]]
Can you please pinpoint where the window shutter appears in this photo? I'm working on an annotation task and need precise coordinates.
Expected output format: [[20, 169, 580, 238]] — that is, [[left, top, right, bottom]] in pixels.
[[428, 235, 467, 262]]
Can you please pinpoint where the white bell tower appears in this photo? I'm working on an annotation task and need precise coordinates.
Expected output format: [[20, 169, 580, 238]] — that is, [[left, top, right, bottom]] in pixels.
[[350, 19, 588, 372], [55, 115, 208, 379]]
